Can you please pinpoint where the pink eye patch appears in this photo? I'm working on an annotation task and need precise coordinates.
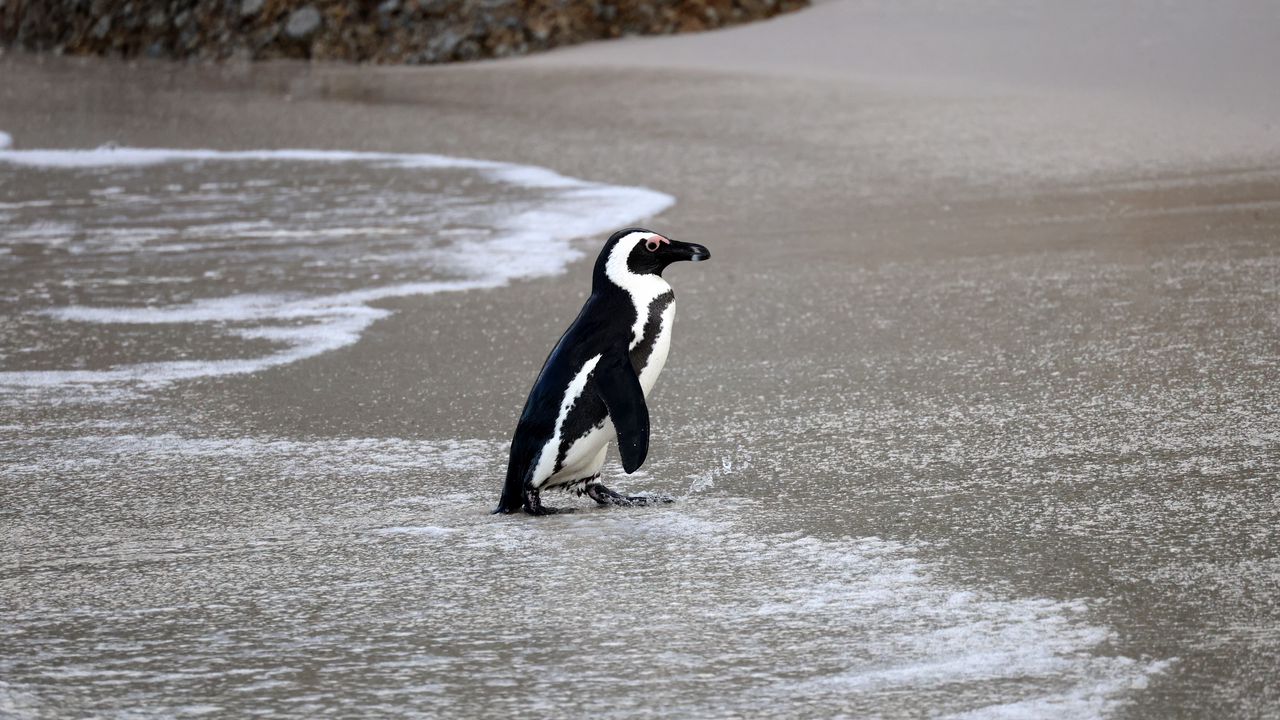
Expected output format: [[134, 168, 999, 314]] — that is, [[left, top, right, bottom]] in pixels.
[[645, 235, 671, 252]]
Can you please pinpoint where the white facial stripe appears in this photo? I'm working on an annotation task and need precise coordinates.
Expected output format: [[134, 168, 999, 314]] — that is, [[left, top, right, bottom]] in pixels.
[[531, 353, 602, 487], [605, 232, 673, 347]]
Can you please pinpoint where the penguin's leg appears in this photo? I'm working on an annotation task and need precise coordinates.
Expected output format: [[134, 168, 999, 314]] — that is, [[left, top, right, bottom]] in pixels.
[[523, 487, 574, 516], [584, 482, 633, 506], [584, 481, 675, 507]]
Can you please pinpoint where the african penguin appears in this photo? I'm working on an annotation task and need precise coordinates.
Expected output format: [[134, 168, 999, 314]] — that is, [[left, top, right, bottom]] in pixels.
[[494, 228, 711, 515]]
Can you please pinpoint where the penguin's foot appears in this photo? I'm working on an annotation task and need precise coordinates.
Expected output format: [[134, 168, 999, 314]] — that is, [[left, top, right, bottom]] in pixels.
[[523, 488, 574, 516], [585, 484, 675, 507]]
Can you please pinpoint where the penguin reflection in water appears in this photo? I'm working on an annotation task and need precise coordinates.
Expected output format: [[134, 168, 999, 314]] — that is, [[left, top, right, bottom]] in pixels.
[[494, 228, 711, 515]]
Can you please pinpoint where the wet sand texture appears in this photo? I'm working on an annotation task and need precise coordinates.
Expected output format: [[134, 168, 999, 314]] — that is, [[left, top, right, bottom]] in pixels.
[[2, 0, 1280, 717]]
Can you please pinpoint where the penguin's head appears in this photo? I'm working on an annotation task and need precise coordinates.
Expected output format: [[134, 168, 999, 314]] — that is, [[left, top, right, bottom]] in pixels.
[[596, 228, 710, 283]]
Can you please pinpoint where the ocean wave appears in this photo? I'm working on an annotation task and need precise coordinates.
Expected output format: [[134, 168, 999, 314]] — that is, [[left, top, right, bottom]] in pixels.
[[0, 142, 674, 390]]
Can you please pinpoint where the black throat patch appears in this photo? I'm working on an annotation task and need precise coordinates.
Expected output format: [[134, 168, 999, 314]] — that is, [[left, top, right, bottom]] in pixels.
[[629, 290, 676, 375]]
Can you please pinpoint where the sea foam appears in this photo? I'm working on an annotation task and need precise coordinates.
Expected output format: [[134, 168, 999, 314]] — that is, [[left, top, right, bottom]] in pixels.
[[0, 430, 1173, 718], [0, 142, 674, 389]]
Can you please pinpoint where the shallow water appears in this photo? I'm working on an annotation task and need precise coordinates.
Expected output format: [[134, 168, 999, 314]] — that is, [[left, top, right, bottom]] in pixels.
[[0, 147, 671, 389], [1, 434, 1166, 719], [3, 140, 1279, 719]]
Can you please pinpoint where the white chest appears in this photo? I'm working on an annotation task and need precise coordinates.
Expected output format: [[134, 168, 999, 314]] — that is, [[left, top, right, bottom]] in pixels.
[[539, 296, 676, 489], [633, 300, 675, 396]]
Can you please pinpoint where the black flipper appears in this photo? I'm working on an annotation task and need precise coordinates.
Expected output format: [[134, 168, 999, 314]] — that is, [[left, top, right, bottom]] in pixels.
[[594, 350, 649, 474]]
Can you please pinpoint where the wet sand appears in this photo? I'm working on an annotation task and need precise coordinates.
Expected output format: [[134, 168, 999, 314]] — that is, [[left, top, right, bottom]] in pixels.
[[3, 1, 1280, 717]]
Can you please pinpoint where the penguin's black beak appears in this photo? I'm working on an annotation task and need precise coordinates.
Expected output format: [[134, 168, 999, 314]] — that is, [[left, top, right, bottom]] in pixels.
[[667, 240, 711, 263]]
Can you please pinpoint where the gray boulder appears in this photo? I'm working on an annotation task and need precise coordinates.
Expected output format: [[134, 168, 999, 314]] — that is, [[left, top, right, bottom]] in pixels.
[[284, 6, 322, 40]]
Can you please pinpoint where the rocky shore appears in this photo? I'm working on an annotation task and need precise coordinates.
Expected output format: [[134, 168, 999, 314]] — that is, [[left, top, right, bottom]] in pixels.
[[0, 0, 806, 64]]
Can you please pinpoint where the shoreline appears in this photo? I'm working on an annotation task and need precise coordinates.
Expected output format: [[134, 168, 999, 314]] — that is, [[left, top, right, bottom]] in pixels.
[[4, 46, 1276, 204], [3, 2, 1279, 716]]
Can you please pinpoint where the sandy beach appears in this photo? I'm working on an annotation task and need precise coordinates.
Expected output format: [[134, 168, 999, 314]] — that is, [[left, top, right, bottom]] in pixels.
[[3, 1, 1279, 717]]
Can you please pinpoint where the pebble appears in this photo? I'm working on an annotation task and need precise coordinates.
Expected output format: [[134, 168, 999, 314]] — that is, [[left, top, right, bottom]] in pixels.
[[90, 15, 112, 39], [284, 6, 322, 40]]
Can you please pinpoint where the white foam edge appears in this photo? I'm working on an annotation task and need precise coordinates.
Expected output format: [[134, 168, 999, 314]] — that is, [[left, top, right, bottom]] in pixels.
[[372, 526, 457, 538], [0, 144, 675, 388]]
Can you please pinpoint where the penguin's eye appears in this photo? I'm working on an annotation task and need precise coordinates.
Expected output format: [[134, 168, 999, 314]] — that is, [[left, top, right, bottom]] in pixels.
[[644, 235, 670, 252]]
